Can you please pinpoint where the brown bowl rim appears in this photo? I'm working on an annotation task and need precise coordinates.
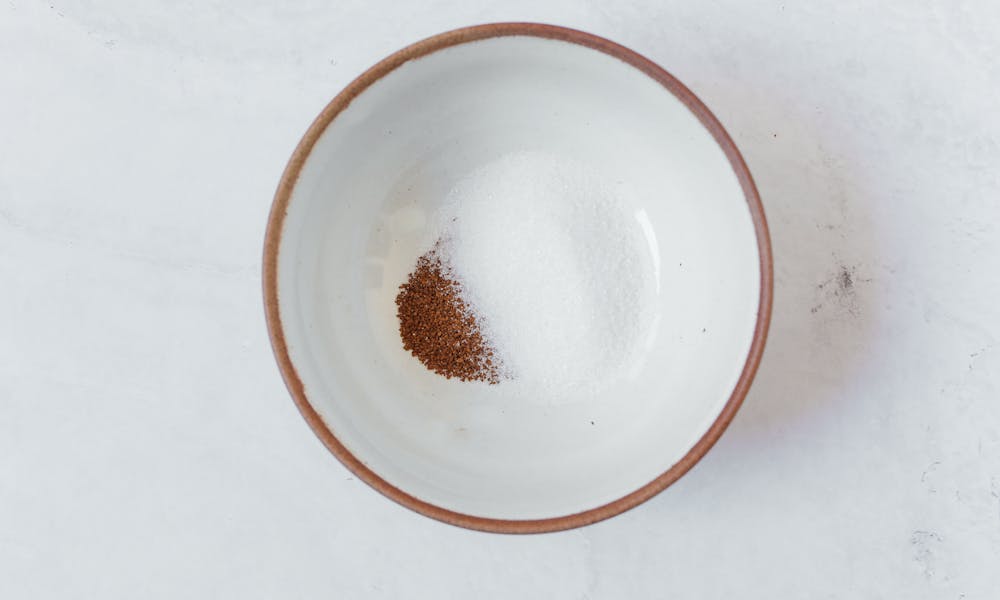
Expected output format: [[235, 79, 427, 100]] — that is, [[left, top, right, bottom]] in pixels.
[[262, 22, 773, 534]]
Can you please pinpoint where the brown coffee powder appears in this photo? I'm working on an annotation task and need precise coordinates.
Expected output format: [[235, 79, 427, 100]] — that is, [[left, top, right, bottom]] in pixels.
[[395, 248, 501, 383]]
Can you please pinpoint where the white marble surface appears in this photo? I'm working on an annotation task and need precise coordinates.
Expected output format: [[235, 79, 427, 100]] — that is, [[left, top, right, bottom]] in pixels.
[[2, 1, 998, 597]]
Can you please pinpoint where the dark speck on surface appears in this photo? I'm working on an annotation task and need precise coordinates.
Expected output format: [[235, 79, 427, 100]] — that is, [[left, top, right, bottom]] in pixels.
[[814, 264, 868, 318], [839, 267, 853, 291]]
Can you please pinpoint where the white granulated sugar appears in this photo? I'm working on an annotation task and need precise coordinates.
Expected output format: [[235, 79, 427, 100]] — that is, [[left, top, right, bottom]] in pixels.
[[430, 151, 656, 398]]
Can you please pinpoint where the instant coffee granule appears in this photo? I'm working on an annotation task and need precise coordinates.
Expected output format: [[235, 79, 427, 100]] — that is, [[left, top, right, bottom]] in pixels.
[[395, 247, 501, 383]]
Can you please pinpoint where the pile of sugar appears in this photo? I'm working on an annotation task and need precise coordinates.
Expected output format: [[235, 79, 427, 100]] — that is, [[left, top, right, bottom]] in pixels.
[[423, 151, 656, 397]]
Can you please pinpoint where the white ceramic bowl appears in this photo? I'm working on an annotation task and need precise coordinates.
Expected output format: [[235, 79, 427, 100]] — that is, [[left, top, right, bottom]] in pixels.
[[264, 23, 772, 533]]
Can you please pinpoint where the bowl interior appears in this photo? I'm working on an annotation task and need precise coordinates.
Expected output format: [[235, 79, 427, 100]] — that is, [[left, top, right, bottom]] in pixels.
[[274, 34, 762, 521]]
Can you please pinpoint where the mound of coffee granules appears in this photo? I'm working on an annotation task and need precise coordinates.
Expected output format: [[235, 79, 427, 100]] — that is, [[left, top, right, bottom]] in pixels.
[[395, 247, 501, 384]]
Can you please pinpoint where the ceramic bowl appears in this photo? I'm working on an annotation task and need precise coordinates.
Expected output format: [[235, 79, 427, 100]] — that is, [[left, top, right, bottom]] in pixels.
[[263, 23, 772, 533]]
